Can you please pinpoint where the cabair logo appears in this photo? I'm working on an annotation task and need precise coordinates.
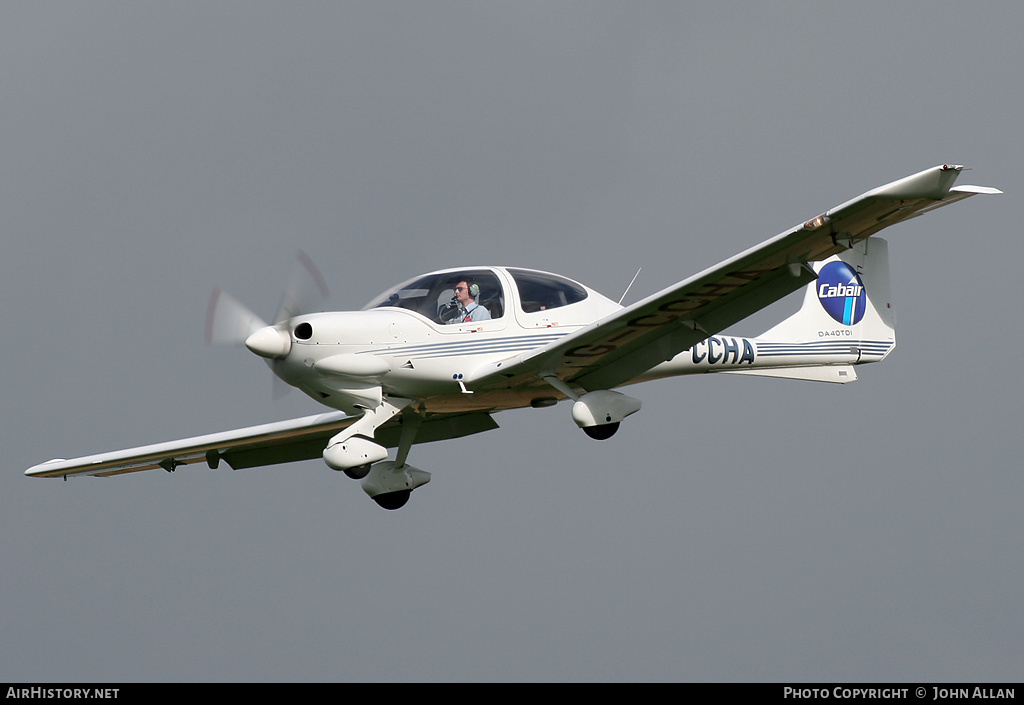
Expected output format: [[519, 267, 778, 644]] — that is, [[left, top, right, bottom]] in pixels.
[[816, 261, 866, 326]]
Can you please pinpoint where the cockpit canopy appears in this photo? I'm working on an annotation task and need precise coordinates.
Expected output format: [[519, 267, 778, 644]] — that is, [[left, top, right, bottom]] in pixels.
[[363, 267, 589, 324], [363, 269, 505, 323], [506, 267, 588, 313]]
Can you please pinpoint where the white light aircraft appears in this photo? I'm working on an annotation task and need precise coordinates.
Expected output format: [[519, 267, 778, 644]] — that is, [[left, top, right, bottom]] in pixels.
[[27, 165, 999, 509]]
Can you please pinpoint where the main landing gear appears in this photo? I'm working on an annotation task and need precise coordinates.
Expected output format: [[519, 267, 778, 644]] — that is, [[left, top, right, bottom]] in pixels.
[[540, 377, 641, 442], [582, 422, 620, 440]]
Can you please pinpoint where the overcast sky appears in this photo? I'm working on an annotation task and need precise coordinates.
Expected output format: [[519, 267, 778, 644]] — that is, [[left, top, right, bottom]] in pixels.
[[2, 2, 1020, 682]]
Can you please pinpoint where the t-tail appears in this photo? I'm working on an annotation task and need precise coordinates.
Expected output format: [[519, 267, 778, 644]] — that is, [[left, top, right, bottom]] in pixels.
[[735, 237, 896, 383]]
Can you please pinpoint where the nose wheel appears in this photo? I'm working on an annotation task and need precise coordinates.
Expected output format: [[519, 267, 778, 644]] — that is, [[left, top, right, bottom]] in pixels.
[[372, 490, 412, 510], [325, 400, 432, 510]]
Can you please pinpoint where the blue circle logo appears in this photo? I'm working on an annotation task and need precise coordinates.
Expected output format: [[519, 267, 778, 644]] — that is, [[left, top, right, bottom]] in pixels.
[[816, 261, 866, 326]]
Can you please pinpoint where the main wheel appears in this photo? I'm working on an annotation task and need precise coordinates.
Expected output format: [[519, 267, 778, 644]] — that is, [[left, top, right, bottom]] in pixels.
[[343, 463, 371, 479], [373, 490, 412, 510], [582, 422, 619, 440]]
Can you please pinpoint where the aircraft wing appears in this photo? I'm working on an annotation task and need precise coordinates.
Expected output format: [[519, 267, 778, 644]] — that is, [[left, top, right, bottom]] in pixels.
[[469, 165, 999, 393], [26, 410, 499, 479]]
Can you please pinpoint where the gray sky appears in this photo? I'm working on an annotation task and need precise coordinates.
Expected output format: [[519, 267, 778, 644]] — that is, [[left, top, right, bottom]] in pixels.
[[2, 2, 1020, 682]]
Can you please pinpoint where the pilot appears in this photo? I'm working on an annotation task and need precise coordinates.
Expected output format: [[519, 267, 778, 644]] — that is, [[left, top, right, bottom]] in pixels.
[[448, 279, 491, 324]]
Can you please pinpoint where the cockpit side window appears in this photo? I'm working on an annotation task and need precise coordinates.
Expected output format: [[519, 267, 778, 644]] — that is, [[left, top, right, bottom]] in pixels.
[[363, 270, 504, 323], [508, 269, 588, 313]]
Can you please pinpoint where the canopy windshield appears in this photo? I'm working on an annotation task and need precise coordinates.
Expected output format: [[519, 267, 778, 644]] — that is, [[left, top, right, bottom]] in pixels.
[[362, 269, 505, 323]]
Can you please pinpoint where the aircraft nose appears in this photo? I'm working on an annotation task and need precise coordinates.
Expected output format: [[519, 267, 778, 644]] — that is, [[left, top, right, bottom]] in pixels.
[[244, 326, 292, 359]]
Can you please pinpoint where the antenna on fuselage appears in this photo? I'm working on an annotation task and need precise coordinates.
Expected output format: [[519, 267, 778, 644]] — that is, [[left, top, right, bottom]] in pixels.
[[618, 267, 642, 306]]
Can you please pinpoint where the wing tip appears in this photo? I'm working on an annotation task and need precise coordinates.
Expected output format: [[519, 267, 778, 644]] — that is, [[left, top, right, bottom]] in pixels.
[[25, 458, 68, 477]]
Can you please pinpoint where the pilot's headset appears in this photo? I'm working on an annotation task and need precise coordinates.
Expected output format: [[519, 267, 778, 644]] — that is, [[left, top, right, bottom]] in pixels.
[[465, 280, 481, 299]]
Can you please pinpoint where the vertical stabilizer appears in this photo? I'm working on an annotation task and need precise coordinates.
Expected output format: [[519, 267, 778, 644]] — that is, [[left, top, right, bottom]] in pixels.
[[757, 237, 896, 363]]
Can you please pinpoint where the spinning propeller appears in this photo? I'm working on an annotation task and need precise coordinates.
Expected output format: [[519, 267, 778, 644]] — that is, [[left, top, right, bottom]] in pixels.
[[205, 251, 329, 390]]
